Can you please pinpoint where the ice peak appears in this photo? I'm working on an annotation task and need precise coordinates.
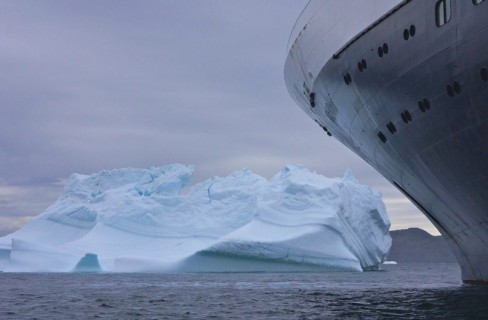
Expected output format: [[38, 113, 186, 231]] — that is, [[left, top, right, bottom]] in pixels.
[[342, 168, 358, 183], [282, 164, 304, 173], [64, 164, 195, 199]]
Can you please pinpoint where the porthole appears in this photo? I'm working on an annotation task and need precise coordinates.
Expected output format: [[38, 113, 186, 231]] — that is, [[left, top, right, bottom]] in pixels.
[[358, 62, 364, 72], [447, 85, 454, 97], [401, 112, 408, 123], [453, 81, 461, 94], [405, 110, 412, 122], [378, 132, 387, 143], [377, 44, 389, 57], [409, 25, 416, 37], [447, 82, 461, 96], [401, 111, 412, 123], [418, 99, 430, 112], [404, 26, 416, 41], [403, 29, 409, 41], [405, 110, 412, 121], [343, 73, 352, 85], [481, 68, 487, 81], [473, 0, 485, 5], [309, 92, 315, 107], [435, 0, 452, 27], [418, 100, 426, 112], [387, 122, 397, 134]]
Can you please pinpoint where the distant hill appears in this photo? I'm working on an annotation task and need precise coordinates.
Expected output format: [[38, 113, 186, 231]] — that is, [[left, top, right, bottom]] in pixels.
[[388, 228, 457, 263]]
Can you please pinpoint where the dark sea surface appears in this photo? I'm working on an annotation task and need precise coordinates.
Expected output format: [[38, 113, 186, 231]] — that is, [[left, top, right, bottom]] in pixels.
[[1, 263, 488, 319]]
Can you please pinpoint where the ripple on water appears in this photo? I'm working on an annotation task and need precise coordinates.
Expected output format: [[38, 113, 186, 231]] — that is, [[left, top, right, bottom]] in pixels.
[[0, 264, 487, 319]]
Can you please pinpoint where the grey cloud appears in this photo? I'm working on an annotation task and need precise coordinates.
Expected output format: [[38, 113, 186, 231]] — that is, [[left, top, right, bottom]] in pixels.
[[0, 0, 434, 234]]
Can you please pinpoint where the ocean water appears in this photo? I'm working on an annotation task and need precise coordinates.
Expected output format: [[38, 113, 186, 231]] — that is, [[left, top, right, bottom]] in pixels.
[[1, 263, 487, 319]]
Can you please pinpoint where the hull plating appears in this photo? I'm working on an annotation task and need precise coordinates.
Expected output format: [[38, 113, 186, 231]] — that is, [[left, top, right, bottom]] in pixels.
[[285, 0, 488, 282]]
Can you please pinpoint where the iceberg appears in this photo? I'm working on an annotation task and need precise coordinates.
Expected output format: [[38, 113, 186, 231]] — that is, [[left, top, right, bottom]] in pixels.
[[0, 164, 391, 272]]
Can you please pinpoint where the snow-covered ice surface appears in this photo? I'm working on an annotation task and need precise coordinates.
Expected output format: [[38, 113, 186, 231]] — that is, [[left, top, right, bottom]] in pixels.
[[0, 164, 391, 272]]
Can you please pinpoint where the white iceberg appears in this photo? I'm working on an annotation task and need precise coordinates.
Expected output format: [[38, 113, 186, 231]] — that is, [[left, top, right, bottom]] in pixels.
[[0, 164, 391, 272]]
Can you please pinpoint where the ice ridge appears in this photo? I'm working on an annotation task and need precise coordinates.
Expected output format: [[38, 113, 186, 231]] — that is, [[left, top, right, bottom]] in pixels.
[[0, 164, 391, 272]]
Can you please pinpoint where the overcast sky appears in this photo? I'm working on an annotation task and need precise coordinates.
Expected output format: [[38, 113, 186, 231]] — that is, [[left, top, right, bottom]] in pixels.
[[0, 0, 437, 236]]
